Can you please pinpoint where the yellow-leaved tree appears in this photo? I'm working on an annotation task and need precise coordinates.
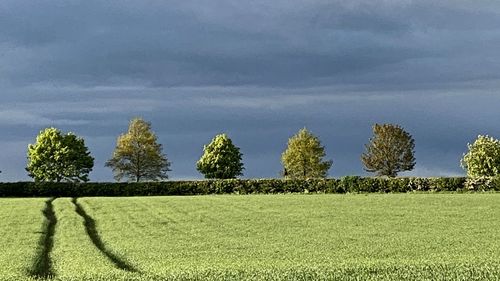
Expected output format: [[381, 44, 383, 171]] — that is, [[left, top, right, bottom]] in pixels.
[[106, 118, 171, 182], [281, 128, 332, 179]]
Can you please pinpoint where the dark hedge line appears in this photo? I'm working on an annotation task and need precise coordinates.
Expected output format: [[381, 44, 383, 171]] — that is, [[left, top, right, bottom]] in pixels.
[[1, 177, 498, 197]]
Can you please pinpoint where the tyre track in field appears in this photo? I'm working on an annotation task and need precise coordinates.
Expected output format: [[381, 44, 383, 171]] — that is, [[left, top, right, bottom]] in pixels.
[[72, 198, 139, 273], [29, 197, 57, 279]]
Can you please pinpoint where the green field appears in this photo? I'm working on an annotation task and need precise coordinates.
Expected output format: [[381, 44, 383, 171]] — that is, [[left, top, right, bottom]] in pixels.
[[1, 194, 499, 280]]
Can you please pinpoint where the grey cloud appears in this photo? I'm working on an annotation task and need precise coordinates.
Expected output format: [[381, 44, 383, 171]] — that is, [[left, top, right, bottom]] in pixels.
[[1, 1, 500, 181], [0, 109, 89, 126], [2, 0, 499, 88]]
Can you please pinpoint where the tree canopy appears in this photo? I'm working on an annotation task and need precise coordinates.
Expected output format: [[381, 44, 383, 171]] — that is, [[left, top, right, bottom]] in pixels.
[[461, 135, 500, 177], [106, 118, 171, 182], [26, 127, 94, 182], [281, 128, 332, 179], [196, 134, 244, 179], [361, 123, 415, 177]]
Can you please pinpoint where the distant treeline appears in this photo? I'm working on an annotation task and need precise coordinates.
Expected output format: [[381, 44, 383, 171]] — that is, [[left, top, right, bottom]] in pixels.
[[5, 117, 500, 183]]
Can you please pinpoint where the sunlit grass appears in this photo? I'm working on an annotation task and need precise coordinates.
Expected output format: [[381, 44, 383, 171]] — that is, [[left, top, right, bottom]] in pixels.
[[1, 194, 500, 280], [82, 194, 500, 280]]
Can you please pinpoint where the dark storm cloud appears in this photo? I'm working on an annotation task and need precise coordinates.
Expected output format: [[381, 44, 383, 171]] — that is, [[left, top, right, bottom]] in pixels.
[[3, 0, 500, 87], [1, 1, 500, 181]]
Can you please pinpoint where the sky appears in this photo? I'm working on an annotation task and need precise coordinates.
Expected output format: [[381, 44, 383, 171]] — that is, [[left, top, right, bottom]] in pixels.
[[1, 0, 500, 181]]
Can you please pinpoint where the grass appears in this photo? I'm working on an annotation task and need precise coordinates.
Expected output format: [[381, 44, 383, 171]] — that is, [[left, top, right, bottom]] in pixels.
[[1, 193, 500, 280], [50, 198, 133, 280], [0, 198, 47, 280]]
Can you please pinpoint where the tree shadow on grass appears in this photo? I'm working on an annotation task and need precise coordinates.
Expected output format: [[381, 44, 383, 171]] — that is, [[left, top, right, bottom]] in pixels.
[[28, 197, 57, 279], [72, 198, 139, 273]]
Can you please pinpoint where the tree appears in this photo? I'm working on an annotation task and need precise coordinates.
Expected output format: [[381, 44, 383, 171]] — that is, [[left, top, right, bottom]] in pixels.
[[196, 134, 244, 179], [106, 118, 171, 182], [26, 127, 94, 182], [461, 135, 500, 177], [281, 128, 332, 179], [361, 123, 415, 177]]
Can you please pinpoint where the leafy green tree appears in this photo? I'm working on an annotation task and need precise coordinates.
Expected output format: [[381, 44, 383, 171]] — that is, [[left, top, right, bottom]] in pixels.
[[196, 134, 244, 179], [281, 128, 332, 179], [106, 118, 171, 182], [361, 123, 415, 177], [461, 135, 500, 177], [26, 127, 94, 182]]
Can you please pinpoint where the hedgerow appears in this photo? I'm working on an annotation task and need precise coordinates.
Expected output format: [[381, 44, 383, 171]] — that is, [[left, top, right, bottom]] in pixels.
[[0, 177, 497, 197]]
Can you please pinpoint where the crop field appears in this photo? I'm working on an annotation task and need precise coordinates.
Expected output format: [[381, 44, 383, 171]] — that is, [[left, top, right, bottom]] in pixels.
[[0, 194, 499, 280]]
